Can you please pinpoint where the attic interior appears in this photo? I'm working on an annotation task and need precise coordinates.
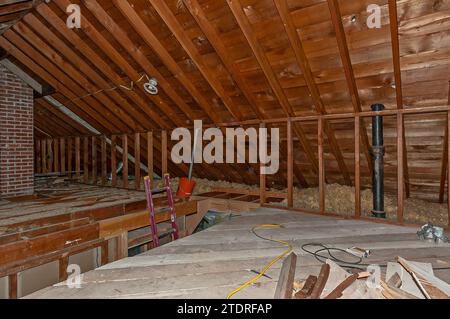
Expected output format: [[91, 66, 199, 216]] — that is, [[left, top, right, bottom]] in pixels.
[[0, 0, 450, 300]]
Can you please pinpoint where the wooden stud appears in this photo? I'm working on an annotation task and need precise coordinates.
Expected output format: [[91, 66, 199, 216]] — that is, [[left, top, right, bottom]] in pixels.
[[47, 139, 53, 172], [36, 140, 41, 173], [147, 131, 154, 186], [134, 132, 141, 190], [59, 257, 69, 282], [8, 273, 17, 299], [260, 123, 266, 205], [439, 82, 450, 203], [122, 134, 128, 189], [397, 114, 404, 223], [101, 241, 109, 266], [161, 130, 167, 175], [41, 139, 46, 173], [60, 137, 65, 174], [91, 136, 97, 184], [117, 232, 128, 260], [287, 119, 293, 208], [67, 138, 72, 177], [75, 136, 80, 179], [355, 116, 361, 218], [318, 118, 325, 214], [83, 136, 89, 183], [111, 135, 117, 187], [101, 135, 107, 186], [54, 138, 59, 172]]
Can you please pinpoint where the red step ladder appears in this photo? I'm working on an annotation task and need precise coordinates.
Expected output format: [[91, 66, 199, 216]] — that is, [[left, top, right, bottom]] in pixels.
[[144, 174, 179, 248]]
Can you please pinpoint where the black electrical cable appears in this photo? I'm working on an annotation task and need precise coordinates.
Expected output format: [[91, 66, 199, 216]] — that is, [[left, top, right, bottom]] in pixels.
[[301, 243, 450, 271]]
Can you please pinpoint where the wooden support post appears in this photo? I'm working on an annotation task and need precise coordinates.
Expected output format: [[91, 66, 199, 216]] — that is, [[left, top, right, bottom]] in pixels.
[[134, 132, 141, 190], [260, 123, 266, 205], [122, 134, 128, 189], [47, 139, 53, 172], [101, 136, 107, 186], [318, 118, 325, 213], [287, 119, 293, 208], [111, 135, 117, 187], [41, 140, 47, 173], [147, 131, 154, 185], [67, 138, 72, 178], [36, 140, 41, 174], [117, 232, 128, 260], [53, 138, 59, 172], [75, 137, 80, 179], [8, 273, 17, 299], [355, 116, 361, 218], [161, 130, 167, 175], [101, 241, 109, 266], [83, 137, 89, 183], [439, 82, 450, 203], [447, 110, 450, 227], [60, 138, 66, 174], [92, 136, 97, 184], [397, 113, 404, 223], [59, 257, 69, 282]]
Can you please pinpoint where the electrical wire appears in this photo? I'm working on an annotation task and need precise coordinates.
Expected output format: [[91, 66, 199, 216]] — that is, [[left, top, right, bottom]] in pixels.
[[301, 243, 450, 271], [226, 224, 293, 299]]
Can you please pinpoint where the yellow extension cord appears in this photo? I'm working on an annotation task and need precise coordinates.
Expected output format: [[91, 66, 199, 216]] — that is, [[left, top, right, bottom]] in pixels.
[[226, 224, 293, 299]]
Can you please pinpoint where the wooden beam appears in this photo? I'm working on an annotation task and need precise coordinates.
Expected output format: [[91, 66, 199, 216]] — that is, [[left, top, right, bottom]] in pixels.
[[274, 0, 350, 185], [67, 137, 72, 177], [161, 130, 167, 176], [448, 110, 450, 228], [53, 138, 59, 172], [147, 131, 154, 186], [260, 123, 266, 205], [47, 139, 53, 172], [439, 81, 450, 203], [318, 118, 325, 214], [8, 273, 17, 299], [116, 232, 128, 260], [327, 0, 373, 176], [122, 134, 128, 189], [134, 132, 141, 190], [388, 0, 411, 198], [91, 136, 97, 184], [75, 136, 80, 179], [274, 252, 297, 299], [287, 120, 293, 208], [111, 135, 117, 187], [41, 139, 46, 173], [83, 136, 89, 183], [101, 136, 107, 186], [60, 137, 65, 174], [397, 113, 404, 223], [150, 0, 243, 122], [226, 0, 319, 174], [59, 257, 69, 282], [355, 116, 361, 218], [35, 140, 41, 173]]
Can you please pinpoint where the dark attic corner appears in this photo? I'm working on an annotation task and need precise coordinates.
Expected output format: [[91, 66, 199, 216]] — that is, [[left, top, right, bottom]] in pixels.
[[0, 0, 449, 306]]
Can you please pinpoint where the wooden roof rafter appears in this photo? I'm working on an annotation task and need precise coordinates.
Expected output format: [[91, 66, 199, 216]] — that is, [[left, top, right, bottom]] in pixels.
[[326, 0, 373, 177], [388, 0, 411, 198], [0, 0, 41, 35], [225, 0, 320, 177], [274, 0, 351, 186], [180, 0, 308, 188]]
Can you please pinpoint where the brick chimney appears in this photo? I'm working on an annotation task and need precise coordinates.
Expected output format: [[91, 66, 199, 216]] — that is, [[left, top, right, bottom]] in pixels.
[[0, 64, 34, 197]]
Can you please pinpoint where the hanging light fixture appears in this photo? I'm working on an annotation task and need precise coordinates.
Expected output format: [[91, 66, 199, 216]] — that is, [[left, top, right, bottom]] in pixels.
[[144, 77, 159, 95]]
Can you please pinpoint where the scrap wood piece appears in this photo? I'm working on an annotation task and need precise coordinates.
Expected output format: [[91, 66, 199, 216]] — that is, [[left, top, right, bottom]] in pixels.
[[274, 252, 297, 299], [308, 263, 330, 299], [386, 262, 425, 299], [324, 273, 358, 299], [397, 257, 450, 299], [320, 259, 350, 297], [294, 275, 317, 299], [380, 280, 419, 299], [386, 272, 402, 288]]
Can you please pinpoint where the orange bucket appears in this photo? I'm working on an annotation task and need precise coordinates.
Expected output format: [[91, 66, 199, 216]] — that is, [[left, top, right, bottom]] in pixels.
[[177, 177, 196, 199]]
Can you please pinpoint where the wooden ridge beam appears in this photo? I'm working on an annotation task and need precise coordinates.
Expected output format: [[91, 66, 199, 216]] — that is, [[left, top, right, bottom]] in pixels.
[[439, 81, 450, 203], [274, 0, 350, 185], [226, 0, 319, 175], [388, 0, 410, 198], [327, 0, 373, 177]]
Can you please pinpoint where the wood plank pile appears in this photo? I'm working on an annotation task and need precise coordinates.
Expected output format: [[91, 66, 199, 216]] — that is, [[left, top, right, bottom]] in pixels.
[[278, 253, 450, 299]]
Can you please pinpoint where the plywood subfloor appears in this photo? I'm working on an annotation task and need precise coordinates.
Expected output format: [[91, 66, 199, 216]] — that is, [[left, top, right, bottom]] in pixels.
[[26, 208, 450, 299]]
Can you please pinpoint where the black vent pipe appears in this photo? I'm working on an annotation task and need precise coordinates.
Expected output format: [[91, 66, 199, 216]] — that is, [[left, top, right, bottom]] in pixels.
[[371, 104, 385, 218]]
